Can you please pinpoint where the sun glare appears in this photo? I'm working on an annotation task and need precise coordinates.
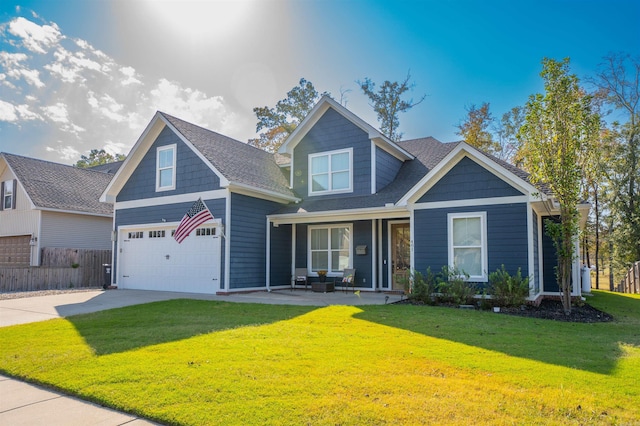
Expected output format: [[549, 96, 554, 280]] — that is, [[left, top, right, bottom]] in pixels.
[[143, 0, 255, 41]]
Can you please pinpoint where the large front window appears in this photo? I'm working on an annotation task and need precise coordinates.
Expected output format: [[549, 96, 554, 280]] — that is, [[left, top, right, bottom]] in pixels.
[[448, 212, 487, 281], [309, 224, 352, 274], [156, 145, 176, 191], [309, 149, 352, 195]]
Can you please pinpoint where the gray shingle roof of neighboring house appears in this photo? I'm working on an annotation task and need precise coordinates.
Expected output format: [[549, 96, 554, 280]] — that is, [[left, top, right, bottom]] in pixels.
[[87, 161, 124, 174], [1, 153, 115, 216], [160, 112, 296, 200]]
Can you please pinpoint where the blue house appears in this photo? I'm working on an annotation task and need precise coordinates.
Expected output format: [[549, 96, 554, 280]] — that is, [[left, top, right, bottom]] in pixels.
[[101, 96, 589, 301]]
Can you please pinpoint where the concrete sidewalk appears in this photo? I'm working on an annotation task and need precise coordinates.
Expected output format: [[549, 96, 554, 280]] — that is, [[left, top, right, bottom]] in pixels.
[[0, 288, 402, 425]]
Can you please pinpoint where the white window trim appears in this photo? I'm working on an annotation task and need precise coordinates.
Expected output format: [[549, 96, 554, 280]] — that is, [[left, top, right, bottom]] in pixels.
[[156, 144, 177, 192], [307, 223, 353, 276], [308, 148, 353, 196], [3, 180, 14, 210], [447, 212, 488, 282]]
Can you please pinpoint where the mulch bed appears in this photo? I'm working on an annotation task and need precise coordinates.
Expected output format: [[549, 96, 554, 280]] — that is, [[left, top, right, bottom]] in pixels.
[[396, 298, 613, 323]]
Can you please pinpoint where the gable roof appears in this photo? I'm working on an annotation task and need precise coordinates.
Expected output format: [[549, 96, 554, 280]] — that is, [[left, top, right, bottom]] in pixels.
[[101, 112, 297, 203], [1, 152, 114, 216], [278, 96, 414, 161]]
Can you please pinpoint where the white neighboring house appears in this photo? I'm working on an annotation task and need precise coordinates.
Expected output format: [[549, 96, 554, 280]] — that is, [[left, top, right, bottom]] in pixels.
[[0, 153, 118, 267]]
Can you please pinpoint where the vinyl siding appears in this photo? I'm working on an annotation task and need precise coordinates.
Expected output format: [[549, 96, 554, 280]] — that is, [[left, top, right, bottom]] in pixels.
[[375, 147, 403, 192], [228, 193, 281, 289], [40, 211, 112, 249], [532, 209, 540, 293], [292, 108, 371, 198], [269, 223, 292, 287], [117, 126, 221, 202], [413, 203, 529, 286], [418, 156, 524, 203]]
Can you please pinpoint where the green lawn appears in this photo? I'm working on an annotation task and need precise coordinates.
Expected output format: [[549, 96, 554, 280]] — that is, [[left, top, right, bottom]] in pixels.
[[1, 291, 638, 425]]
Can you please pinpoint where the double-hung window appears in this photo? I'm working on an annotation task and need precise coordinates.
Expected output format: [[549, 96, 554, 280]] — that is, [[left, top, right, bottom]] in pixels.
[[156, 145, 176, 191], [309, 148, 352, 195], [448, 212, 487, 281], [309, 224, 352, 275], [2, 180, 14, 210]]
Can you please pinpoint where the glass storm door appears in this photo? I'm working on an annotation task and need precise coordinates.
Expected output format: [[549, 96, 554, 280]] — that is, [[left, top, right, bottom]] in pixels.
[[391, 223, 410, 290]]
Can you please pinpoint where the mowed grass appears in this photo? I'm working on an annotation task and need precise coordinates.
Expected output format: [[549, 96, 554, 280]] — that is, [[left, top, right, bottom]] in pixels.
[[0, 291, 638, 425]]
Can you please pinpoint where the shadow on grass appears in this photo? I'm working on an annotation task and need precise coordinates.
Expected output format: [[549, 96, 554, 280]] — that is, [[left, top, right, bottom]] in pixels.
[[353, 291, 640, 375], [66, 299, 317, 355]]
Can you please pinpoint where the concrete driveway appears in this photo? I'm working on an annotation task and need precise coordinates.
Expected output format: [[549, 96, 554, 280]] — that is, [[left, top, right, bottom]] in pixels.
[[0, 288, 402, 327]]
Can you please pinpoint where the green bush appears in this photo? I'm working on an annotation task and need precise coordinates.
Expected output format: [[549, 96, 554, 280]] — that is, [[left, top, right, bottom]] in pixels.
[[488, 265, 530, 307], [404, 268, 438, 305], [438, 266, 475, 305]]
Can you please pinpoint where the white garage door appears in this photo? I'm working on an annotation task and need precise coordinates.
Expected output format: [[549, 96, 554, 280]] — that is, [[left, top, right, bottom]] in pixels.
[[118, 223, 221, 294]]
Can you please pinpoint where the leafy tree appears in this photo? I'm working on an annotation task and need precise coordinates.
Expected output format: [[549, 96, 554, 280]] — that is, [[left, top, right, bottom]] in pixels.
[[591, 53, 640, 281], [75, 149, 125, 168], [456, 102, 501, 155], [249, 78, 329, 153], [519, 58, 600, 313], [494, 106, 525, 165], [358, 72, 425, 141]]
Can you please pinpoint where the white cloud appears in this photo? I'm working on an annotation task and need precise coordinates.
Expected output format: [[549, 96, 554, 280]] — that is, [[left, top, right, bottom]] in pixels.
[[1, 14, 241, 162], [8, 17, 62, 54], [0, 100, 18, 122]]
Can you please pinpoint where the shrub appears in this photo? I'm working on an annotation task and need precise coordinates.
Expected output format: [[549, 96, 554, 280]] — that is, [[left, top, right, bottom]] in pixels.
[[404, 268, 438, 305], [438, 266, 475, 305], [488, 265, 530, 307]]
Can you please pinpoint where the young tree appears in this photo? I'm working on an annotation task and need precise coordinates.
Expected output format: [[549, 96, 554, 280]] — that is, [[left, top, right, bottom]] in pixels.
[[358, 72, 426, 141], [494, 106, 525, 165], [75, 149, 125, 168], [519, 58, 600, 313], [249, 78, 329, 153], [456, 102, 501, 155]]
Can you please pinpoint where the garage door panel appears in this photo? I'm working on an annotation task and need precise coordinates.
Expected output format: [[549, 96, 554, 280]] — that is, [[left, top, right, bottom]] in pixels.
[[119, 224, 220, 294]]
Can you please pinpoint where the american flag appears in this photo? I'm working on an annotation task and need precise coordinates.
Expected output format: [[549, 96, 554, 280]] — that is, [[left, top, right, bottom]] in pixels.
[[174, 198, 214, 243]]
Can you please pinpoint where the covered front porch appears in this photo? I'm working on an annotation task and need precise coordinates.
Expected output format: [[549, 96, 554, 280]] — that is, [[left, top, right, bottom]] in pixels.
[[266, 207, 412, 293]]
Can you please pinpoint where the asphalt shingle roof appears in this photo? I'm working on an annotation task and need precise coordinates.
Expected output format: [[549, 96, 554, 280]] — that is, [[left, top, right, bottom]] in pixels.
[[160, 112, 296, 199], [1, 153, 115, 215]]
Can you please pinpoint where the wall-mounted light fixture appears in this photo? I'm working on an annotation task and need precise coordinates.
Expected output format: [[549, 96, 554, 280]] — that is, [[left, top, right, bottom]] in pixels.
[[29, 236, 38, 246]]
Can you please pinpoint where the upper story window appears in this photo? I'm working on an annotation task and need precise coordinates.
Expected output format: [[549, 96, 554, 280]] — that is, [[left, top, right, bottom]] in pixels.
[[308, 148, 352, 195], [156, 144, 176, 191], [2, 180, 15, 210], [448, 212, 487, 282]]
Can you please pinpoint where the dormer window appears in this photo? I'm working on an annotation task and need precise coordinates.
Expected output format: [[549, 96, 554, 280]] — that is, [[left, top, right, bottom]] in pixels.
[[156, 144, 176, 191], [309, 148, 352, 195]]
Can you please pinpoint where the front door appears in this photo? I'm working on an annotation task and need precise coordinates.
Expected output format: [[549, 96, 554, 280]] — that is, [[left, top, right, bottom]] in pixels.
[[391, 223, 410, 290]]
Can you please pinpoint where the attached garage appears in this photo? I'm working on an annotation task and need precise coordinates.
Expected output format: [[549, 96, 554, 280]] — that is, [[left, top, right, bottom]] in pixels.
[[0, 235, 31, 266], [117, 223, 221, 294]]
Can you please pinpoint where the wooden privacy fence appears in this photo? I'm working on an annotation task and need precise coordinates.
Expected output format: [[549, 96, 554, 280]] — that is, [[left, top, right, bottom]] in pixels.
[[0, 248, 111, 292], [616, 261, 640, 294]]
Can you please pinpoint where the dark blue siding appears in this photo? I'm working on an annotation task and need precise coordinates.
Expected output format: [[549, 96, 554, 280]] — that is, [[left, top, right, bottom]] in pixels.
[[113, 198, 226, 287], [376, 147, 403, 192], [418, 157, 523, 203], [295, 224, 307, 268], [117, 126, 221, 202], [542, 216, 560, 292], [413, 203, 529, 286], [270, 224, 292, 287], [292, 108, 371, 198], [229, 193, 281, 289], [351, 220, 373, 289]]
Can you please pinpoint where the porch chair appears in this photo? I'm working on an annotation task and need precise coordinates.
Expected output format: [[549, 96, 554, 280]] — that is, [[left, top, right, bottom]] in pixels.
[[293, 268, 309, 291], [337, 268, 356, 293]]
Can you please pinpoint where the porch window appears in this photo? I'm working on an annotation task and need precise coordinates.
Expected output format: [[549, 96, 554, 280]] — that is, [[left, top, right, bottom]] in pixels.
[[156, 144, 176, 191], [309, 224, 352, 274], [308, 148, 352, 195], [448, 212, 487, 281]]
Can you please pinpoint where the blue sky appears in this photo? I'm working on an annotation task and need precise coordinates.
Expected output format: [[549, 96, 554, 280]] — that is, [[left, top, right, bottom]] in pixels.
[[1, 0, 638, 163]]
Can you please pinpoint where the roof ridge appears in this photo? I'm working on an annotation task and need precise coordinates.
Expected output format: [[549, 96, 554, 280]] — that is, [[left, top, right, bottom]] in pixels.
[[1, 152, 119, 175]]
